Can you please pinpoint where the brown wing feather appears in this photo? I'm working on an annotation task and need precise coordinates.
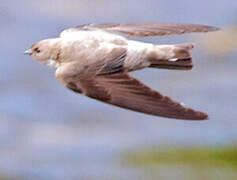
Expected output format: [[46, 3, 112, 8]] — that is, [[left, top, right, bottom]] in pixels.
[[68, 73, 208, 120], [64, 22, 219, 37]]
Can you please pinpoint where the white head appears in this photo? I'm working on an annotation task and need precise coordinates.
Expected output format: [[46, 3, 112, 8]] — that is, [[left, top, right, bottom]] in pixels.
[[25, 38, 61, 67]]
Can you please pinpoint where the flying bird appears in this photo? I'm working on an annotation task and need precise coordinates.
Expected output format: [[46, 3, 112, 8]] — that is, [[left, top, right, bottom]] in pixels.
[[24, 23, 219, 120]]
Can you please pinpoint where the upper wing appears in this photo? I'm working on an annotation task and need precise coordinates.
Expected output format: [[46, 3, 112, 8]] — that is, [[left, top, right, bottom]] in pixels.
[[61, 22, 219, 37]]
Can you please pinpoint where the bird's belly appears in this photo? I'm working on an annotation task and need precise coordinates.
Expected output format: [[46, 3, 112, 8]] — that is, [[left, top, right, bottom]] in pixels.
[[124, 41, 152, 71]]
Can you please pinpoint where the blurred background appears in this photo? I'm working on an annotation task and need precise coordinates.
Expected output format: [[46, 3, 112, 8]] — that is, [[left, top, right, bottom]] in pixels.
[[0, 0, 237, 179]]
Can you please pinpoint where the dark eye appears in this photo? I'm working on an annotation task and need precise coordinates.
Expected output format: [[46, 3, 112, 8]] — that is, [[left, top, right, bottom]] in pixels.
[[34, 47, 41, 53]]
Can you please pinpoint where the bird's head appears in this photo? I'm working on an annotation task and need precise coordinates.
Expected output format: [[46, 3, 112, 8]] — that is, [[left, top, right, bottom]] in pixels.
[[24, 39, 60, 65]]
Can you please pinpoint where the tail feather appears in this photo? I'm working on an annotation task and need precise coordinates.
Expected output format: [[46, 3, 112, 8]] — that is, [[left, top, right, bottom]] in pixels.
[[149, 58, 193, 70], [148, 43, 194, 70]]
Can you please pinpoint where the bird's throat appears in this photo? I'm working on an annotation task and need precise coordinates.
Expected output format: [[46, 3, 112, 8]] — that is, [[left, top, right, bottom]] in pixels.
[[42, 59, 60, 68]]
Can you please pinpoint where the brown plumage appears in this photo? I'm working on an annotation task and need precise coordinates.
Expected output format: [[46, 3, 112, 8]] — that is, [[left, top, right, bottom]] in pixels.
[[25, 22, 220, 120], [63, 23, 219, 37]]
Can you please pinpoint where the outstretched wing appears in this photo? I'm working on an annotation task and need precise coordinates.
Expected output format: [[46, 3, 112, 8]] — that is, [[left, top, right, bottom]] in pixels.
[[61, 22, 219, 37], [66, 73, 208, 120], [59, 47, 208, 120]]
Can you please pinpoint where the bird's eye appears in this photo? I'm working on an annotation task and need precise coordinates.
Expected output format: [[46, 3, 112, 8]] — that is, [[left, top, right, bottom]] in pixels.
[[34, 47, 41, 53]]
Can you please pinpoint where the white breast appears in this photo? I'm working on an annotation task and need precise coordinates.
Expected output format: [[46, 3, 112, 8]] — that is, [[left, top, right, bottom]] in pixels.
[[42, 59, 60, 68]]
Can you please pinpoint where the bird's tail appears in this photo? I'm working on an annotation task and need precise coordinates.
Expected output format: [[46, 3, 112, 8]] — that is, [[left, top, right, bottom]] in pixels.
[[148, 43, 194, 70]]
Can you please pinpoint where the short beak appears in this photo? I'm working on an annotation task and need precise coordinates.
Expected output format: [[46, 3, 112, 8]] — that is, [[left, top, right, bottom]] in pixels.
[[24, 49, 32, 55]]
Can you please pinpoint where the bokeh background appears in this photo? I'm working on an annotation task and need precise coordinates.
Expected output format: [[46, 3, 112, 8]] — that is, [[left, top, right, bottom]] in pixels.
[[1, 0, 237, 179]]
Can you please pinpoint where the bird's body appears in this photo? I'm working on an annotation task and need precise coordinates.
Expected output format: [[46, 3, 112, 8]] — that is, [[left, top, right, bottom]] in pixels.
[[25, 23, 219, 120], [38, 30, 194, 77]]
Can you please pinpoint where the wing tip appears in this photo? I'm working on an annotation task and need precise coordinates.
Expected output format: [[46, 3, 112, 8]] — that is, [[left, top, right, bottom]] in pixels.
[[198, 112, 209, 120], [174, 108, 209, 121], [191, 111, 209, 121], [205, 25, 221, 32]]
